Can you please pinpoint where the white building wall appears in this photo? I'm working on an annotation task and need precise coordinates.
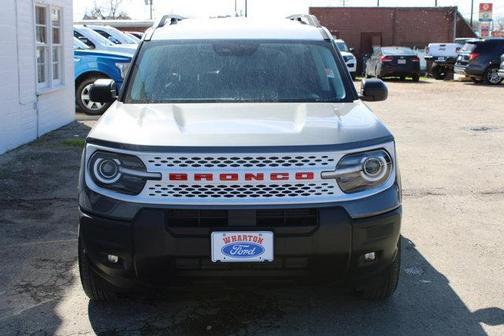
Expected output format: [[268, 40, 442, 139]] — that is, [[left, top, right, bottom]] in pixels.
[[0, 0, 74, 155]]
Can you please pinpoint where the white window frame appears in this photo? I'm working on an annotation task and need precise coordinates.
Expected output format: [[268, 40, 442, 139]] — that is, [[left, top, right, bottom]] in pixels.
[[34, 3, 64, 92]]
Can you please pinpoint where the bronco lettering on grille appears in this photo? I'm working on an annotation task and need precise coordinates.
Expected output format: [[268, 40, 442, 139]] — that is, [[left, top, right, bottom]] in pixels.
[[167, 172, 315, 182]]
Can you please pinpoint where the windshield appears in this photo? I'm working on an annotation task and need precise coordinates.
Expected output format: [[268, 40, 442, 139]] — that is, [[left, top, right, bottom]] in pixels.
[[125, 40, 347, 104], [78, 27, 116, 46], [73, 37, 89, 49], [382, 47, 415, 55], [119, 30, 139, 44], [334, 41, 349, 52]]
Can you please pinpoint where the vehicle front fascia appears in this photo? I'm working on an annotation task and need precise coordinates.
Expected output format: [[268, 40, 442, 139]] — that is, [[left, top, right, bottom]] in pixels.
[[74, 50, 131, 84], [117, 39, 359, 104], [79, 137, 400, 220]]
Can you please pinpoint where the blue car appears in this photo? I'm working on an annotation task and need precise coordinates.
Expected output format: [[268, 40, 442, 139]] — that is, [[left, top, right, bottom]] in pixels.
[[74, 38, 132, 115]]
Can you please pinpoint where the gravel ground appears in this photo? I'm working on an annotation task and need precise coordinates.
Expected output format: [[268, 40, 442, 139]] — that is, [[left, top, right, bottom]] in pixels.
[[0, 79, 503, 335]]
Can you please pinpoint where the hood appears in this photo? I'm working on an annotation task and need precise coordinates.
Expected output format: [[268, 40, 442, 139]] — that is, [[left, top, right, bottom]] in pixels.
[[74, 49, 132, 61], [107, 45, 137, 55], [88, 101, 392, 147]]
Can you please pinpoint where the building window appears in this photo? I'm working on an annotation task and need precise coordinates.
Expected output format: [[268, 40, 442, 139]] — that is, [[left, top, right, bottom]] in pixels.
[[35, 6, 48, 87], [51, 8, 62, 83], [35, 5, 64, 90]]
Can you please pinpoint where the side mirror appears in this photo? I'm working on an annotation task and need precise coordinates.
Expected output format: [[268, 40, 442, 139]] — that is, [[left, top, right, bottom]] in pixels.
[[349, 47, 355, 53], [359, 78, 388, 102], [89, 79, 117, 103]]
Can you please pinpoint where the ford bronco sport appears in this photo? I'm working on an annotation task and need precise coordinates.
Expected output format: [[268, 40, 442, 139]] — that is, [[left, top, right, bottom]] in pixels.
[[79, 15, 402, 301]]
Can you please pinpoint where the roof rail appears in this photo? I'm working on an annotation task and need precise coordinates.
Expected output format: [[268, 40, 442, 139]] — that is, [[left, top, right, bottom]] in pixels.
[[286, 14, 321, 27], [144, 14, 185, 41]]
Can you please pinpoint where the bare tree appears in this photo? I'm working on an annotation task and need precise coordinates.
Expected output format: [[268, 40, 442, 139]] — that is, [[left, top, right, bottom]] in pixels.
[[83, 0, 131, 20]]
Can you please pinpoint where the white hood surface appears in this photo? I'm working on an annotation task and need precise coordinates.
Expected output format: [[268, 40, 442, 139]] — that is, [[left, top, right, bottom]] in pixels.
[[88, 101, 392, 147]]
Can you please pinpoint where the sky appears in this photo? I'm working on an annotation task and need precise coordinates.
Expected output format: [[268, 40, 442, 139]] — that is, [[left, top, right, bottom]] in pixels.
[[73, 0, 504, 21]]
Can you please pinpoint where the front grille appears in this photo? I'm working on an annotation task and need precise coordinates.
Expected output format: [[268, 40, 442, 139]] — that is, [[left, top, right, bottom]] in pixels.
[[147, 154, 335, 168], [148, 183, 336, 199], [166, 209, 318, 227]]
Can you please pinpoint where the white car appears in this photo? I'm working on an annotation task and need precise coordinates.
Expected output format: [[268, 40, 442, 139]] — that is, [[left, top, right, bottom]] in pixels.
[[73, 25, 137, 56], [88, 25, 139, 45], [333, 38, 357, 79], [79, 16, 401, 302]]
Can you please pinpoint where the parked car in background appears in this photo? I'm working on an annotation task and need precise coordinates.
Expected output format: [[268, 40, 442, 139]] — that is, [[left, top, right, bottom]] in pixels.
[[74, 25, 137, 56], [88, 25, 139, 45], [424, 43, 461, 79], [124, 31, 144, 39], [333, 38, 357, 79], [499, 54, 504, 80], [365, 46, 420, 81], [124, 32, 141, 43], [454, 38, 504, 85], [74, 38, 132, 115]]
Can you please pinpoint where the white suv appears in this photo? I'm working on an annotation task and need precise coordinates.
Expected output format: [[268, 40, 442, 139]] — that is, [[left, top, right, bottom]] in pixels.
[[79, 16, 402, 301]]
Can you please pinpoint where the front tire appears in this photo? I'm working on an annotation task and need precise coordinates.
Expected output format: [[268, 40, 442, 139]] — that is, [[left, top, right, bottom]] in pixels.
[[76, 76, 112, 115], [79, 239, 118, 301], [412, 74, 420, 82], [357, 239, 401, 300]]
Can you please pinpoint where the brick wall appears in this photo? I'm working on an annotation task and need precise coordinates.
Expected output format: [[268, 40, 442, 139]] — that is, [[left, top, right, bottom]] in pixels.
[[310, 7, 476, 70]]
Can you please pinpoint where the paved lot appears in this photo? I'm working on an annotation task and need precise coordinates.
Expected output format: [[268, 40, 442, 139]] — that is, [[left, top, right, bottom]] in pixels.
[[1, 79, 503, 335]]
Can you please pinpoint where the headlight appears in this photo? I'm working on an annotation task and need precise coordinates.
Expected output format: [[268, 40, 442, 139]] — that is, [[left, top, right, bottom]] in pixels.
[[322, 149, 392, 193], [88, 151, 160, 195], [115, 62, 130, 79]]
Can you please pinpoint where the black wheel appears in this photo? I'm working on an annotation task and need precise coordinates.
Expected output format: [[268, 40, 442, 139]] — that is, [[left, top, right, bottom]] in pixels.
[[432, 66, 446, 80], [357, 239, 401, 300], [79, 239, 118, 301], [412, 74, 420, 82], [351, 73, 356, 80], [76, 76, 112, 115], [400, 76, 406, 81], [483, 66, 503, 85]]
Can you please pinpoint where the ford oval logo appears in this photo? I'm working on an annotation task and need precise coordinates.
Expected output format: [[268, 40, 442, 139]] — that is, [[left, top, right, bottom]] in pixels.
[[221, 243, 265, 258]]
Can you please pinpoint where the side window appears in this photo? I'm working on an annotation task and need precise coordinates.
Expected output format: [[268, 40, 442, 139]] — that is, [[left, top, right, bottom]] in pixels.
[[51, 8, 62, 84], [35, 4, 64, 90], [35, 6, 48, 88], [74, 30, 95, 48]]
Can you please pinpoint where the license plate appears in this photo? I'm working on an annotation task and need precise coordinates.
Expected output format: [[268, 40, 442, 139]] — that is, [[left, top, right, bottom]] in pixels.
[[398, 59, 406, 64], [437, 57, 446, 62], [211, 231, 274, 263]]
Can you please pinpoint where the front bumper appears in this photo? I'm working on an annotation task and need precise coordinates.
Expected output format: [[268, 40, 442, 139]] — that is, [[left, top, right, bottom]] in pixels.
[[79, 193, 401, 289]]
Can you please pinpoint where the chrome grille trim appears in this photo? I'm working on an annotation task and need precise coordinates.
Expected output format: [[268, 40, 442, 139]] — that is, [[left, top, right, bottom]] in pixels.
[[146, 154, 336, 169]]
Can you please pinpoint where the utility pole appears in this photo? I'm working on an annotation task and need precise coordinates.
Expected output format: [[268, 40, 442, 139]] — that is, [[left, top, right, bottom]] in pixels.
[[234, 0, 237, 16], [470, 0, 474, 27], [144, 0, 153, 20], [435, 0, 438, 6], [245, 0, 248, 17], [377, 0, 380, 7]]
